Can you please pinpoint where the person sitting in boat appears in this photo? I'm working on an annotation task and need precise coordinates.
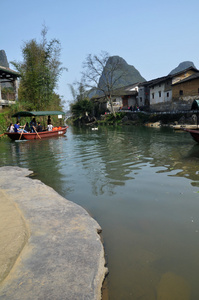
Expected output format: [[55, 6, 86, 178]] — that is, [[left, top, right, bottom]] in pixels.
[[47, 122, 53, 131], [36, 122, 43, 132], [30, 118, 37, 132], [24, 122, 31, 132], [14, 122, 29, 133], [8, 123, 14, 133], [14, 121, 21, 132]]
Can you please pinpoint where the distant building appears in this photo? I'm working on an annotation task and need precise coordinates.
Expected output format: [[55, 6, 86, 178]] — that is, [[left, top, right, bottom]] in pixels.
[[110, 83, 139, 110], [172, 72, 199, 109], [0, 66, 20, 110], [91, 66, 199, 115], [138, 66, 199, 111]]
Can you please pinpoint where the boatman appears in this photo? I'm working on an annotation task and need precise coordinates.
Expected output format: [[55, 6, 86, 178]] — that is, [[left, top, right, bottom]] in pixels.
[[30, 118, 37, 132]]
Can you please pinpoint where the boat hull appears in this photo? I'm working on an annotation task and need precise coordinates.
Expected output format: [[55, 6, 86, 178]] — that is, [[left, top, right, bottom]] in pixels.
[[5, 126, 68, 141], [185, 129, 199, 143]]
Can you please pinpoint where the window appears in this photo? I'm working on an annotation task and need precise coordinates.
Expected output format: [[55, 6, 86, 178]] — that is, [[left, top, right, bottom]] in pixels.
[[159, 91, 161, 97], [152, 93, 154, 99], [167, 92, 169, 97], [140, 97, 142, 102], [179, 90, 183, 96]]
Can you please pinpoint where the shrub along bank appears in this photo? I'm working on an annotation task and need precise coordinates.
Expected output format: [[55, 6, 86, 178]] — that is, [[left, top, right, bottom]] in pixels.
[[96, 111, 199, 126]]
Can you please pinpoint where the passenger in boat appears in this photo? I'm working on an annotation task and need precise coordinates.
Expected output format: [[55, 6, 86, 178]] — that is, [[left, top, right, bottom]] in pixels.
[[14, 122, 28, 133], [47, 122, 53, 131], [36, 122, 43, 132], [14, 121, 21, 132], [30, 118, 37, 132], [8, 123, 14, 133], [24, 122, 31, 132]]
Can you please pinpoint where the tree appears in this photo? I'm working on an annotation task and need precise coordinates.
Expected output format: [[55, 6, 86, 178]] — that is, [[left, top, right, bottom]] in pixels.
[[82, 51, 127, 117], [11, 26, 66, 110], [68, 80, 88, 103], [70, 99, 93, 118]]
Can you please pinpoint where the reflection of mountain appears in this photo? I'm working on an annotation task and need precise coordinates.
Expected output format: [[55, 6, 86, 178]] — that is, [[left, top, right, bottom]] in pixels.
[[1, 126, 198, 198], [70, 127, 156, 195], [71, 126, 199, 195]]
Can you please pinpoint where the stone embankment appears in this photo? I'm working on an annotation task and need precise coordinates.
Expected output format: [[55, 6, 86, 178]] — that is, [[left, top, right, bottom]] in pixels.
[[0, 166, 107, 300], [121, 110, 199, 127]]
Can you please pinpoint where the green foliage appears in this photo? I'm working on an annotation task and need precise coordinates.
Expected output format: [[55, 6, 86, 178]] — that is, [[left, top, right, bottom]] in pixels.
[[105, 112, 126, 121], [68, 81, 88, 103], [0, 110, 12, 133], [11, 26, 66, 111], [71, 99, 93, 118]]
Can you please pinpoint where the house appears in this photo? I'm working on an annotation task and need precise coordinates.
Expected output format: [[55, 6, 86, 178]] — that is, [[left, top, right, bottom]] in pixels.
[[138, 66, 199, 112], [91, 83, 140, 114], [172, 72, 199, 110], [110, 83, 139, 110], [0, 66, 20, 109], [91, 66, 199, 115], [138, 76, 170, 110]]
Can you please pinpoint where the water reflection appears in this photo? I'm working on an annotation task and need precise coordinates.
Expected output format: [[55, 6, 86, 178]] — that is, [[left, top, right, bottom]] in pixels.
[[1, 126, 199, 299]]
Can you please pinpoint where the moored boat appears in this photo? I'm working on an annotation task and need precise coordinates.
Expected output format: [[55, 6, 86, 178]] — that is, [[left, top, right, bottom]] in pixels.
[[184, 128, 199, 143]]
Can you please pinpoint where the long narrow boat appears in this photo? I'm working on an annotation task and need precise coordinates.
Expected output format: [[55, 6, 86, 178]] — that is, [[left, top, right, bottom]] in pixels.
[[5, 110, 68, 141], [184, 128, 199, 143], [5, 126, 68, 140]]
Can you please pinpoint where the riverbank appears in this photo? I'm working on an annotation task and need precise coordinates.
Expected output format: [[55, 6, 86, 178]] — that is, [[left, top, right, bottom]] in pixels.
[[0, 166, 107, 300], [67, 109, 199, 128]]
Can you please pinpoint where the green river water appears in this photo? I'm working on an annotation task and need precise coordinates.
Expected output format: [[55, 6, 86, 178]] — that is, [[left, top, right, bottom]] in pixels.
[[1, 125, 199, 300]]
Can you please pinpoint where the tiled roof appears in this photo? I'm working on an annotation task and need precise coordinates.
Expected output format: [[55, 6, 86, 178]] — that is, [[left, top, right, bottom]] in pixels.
[[172, 72, 199, 85], [139, 66, 199, 87], [0, 65, 20, 77]]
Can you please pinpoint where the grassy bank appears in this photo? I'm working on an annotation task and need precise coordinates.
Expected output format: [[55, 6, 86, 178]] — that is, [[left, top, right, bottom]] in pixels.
[[0, 109, 13, 134]]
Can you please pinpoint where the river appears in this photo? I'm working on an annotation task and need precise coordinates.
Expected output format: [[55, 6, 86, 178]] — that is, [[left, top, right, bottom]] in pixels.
[[1, 125, 199, 299]]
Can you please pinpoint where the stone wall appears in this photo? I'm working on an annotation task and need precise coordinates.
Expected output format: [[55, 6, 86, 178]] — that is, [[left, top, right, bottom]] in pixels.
[[150, 99, 194, 112]]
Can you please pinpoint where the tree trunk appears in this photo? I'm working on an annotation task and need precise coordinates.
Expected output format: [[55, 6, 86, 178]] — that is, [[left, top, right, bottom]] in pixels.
[[109, 95, 116, 117]]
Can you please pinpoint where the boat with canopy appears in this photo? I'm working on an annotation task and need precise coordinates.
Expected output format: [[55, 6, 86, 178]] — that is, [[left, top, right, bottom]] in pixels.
[[5, 111, 68, 141]]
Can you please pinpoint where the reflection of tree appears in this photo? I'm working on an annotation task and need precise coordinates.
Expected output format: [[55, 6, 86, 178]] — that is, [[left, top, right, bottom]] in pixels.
[[71, 126, 199, 196], [71, 126, 151, 196], [2, 138, 72, 196], [1, 126, 198, 198]]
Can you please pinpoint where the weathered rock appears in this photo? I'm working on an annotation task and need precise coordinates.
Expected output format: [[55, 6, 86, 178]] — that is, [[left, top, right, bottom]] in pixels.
[[0, 190, 29, 283], [0, 166, 107, 300]]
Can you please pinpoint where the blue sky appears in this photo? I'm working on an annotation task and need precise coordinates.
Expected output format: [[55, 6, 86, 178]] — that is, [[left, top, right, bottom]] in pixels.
[[1, 0, 199, 109]]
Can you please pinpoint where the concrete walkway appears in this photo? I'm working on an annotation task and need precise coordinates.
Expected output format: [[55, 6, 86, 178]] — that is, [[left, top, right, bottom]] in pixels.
[[0, 166, 107, 300]]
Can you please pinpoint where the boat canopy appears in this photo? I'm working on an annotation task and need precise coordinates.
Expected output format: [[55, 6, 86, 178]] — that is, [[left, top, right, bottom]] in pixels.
[[12, 111, 65, 118], [191, 100, 199, 110]]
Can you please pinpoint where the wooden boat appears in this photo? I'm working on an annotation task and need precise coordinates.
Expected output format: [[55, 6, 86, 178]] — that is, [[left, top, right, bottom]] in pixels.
[[172, 124, 198, 130], [5, 110, 68, 141], [5, 126, 68, 141], [184, 128, 199, 143]]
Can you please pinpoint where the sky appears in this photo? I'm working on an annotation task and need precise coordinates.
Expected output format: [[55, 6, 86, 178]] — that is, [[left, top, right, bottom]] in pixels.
[[1, 0, 199, 109]]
